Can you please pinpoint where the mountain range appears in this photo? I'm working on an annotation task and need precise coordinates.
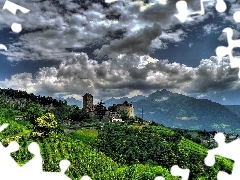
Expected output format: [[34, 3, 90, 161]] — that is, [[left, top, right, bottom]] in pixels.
[[105, 89, 240, 134], [3, 87, 240, 134]]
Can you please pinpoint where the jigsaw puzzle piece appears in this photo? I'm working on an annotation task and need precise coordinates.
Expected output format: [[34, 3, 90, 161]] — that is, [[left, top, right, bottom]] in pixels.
[[233, 11, 240, 23], [175, 0, 209, 23], [0, 141, 21, 173], [175, 0, 226, 23], [205, 133, 240, 161], [215, 0, 227, 12], [216, 27, 240, 76], [204, 132, 240, 179], [191, 0, 207, 15], [0, 124, 20, 174], [174, 0, 189, 23], [81, 175, 92, 180], [0, 44, 7, 51], [0, 123, 9, 132], [217, 171, 233, 180], [23, 160, 72, 180], [2, 0, 30, 15], [21, 142, 43, 173], [105, 0, 119, 3], [2, 0, 30, 33], [170, 165, 190, 180], [39, 160, 71, 180]]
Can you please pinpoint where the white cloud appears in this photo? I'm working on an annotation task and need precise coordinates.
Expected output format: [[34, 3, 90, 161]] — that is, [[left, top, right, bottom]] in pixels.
[[202, 24, 219, 35], [0, 53, 239, 100]]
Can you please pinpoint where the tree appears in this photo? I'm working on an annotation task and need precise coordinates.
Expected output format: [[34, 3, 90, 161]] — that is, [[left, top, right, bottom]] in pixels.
[[95, 100, 107, 120], [69, 107, 89, 121], [35, 112, 58, 134], [25, 102, 44, 125], [108, 105, 117, 112]]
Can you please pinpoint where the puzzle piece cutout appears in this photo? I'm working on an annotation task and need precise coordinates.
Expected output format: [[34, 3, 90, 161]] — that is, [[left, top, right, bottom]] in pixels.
[[20, 142, 43, 174], [0, 124, 72, 180], [215, 0, 227, 13], [0, 123, 9, 132], [154, 165, 190, 180], [0, 44, 7, 51], [205, 132, 240, 180], [0, 141, 21, 174], [105, 0, 119, 3], [80, 175, 92, 180], [233, 11, 240, 23], [215, 27, 240, 77], [175, 0, 226, 23], [171, 165, 190, 180], [2, 0, 30, 33], [154, 176, 165, 180]]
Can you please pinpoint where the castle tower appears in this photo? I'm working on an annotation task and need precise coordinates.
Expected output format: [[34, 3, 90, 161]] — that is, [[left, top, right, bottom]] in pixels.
[[113, 101, 134, 117], [82, 93, 93, 112]]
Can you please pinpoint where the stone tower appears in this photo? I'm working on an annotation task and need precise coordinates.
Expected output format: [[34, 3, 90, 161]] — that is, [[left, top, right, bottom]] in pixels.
[[82, 93, 93, 112], [113, 101, 134, 117]]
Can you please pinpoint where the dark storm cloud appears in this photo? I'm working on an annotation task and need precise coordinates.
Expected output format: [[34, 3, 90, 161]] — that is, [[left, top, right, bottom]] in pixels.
[[0, 0, 217, 61], [95, 23, 162, 56], [185, 56, 240, 93]]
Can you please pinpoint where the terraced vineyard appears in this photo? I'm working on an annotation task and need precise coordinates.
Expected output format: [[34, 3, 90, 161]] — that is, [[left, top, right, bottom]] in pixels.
[[0, 119, 178, 180], [0, 107, 235, 180], [178, 137, 233, 178]]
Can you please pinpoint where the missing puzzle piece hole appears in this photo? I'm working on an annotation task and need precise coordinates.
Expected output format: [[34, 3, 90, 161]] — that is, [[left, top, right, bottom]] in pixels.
[[215, 0, 227, 13], [10, 142, 34, 167], [154, 176, 165, 180], [204, 154, 215, 166], [59, 160, 70, 173], [80, 175, 92, 180], [11, 23, 22, 33], [216, 46, 229, 58], [233, 11, 240, 23]]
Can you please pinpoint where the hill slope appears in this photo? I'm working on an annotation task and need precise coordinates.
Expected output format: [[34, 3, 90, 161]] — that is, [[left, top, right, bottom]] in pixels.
[[132, 89, 240, 133], [0, 98, 234, 180], [225, 105, 240, 118], [0, 114, 178, 180]]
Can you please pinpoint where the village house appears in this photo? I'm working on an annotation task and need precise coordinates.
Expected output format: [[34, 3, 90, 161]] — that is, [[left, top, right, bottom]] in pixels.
[[15, 115, 24, 121]]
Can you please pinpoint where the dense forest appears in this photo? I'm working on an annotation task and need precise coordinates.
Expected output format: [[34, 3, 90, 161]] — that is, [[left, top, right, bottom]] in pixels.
[[0, 88, 236, 179]]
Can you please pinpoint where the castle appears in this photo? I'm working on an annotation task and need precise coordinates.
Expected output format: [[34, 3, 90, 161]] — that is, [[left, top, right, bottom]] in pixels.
[[82, 93, 134, 122]]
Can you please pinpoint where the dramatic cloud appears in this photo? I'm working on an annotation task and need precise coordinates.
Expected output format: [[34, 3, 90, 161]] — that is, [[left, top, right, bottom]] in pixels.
[[0, 53, 239, 101], [94, 23, 162, 56], [0, 0, 239, 104], [0, 0, 219, 62], [185, 56, 240, 93]]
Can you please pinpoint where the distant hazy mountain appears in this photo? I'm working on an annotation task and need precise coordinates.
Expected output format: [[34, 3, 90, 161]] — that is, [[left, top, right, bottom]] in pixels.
[[225, 105, 240, 118], [56, 97, 83, 107], [104, 95, 145, 107], [132, 89, 240, 134]]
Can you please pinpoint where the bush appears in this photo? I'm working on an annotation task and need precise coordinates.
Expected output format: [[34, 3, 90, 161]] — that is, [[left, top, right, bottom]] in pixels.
[[35, 112, 58, 134]]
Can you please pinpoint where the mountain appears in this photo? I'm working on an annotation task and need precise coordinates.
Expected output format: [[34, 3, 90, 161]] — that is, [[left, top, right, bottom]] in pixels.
[[56, 97, 83, 107], [104, 95, 145, 107], [225, 105, 240, 118], [132, 89, 240, 134]]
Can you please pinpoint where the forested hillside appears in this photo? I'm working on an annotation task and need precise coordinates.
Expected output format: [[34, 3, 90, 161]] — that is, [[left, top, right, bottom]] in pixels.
[[0, 107, 178, 179], [0, 88, 236, 179], [132, 89, 240, 134]]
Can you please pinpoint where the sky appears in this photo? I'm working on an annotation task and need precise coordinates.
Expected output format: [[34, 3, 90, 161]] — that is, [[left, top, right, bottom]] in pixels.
[[0, 0, 240, 105]]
